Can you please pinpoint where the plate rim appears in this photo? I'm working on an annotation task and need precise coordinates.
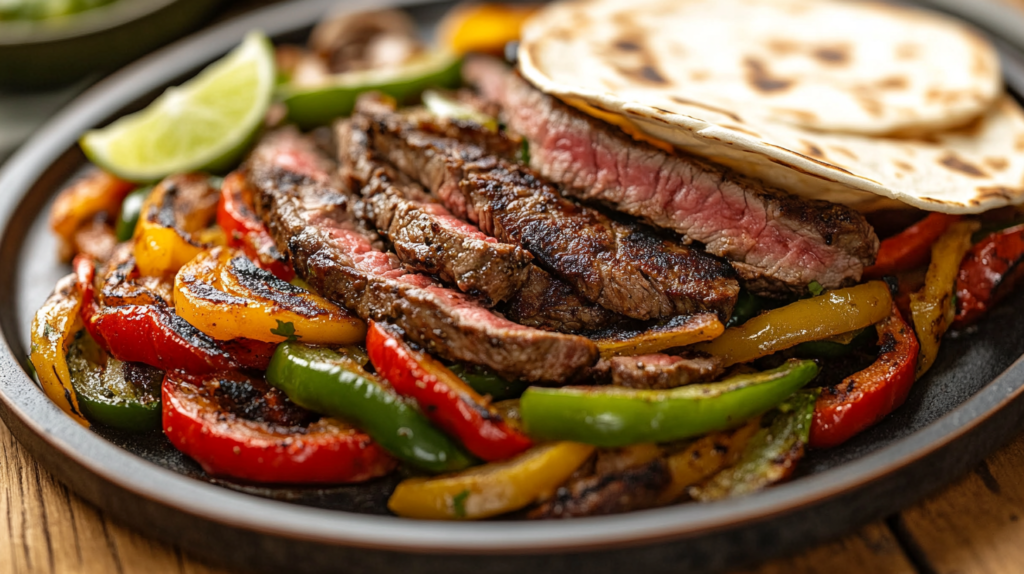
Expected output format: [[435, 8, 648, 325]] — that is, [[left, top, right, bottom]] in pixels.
[[1, 0, 1024, 558]]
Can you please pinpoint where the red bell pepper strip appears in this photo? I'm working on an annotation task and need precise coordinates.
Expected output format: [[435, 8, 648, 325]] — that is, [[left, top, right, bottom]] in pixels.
[[217, 172, 294, 281], [365, 321, 533, 462], [810, 303, 920, 449], [954, 223, 1024, 329], [163, 371, 396, 483], [864, 213, 961, 279], [74, 255, 275, 373]]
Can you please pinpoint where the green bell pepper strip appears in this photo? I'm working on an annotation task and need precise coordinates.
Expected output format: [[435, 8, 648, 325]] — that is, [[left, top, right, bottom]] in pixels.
[[114, 185, 151, 242], [691, 389, 818, 501], [520, 359, 819, 448], [266, 342, 475, 473], [66, 332, 162, 432], [449, 363, 529, 401], [280, 51, 462, 129], [725, 290, 763, 328]]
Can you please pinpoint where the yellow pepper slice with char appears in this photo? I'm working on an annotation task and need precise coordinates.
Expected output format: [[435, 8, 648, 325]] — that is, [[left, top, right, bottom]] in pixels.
[[388, 442, 594, 520], [695, 281, 893, 366], [133, 173, 221, 278], [175, 247, 365, 344], [29, 274, 89, 427], [910, 220, 980, 378]]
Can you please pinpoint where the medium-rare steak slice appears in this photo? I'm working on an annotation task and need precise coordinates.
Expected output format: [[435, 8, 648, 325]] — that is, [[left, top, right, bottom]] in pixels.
[[246, 127, 598, 382], [463, 57, 879, 296], [338, 117, 533, 304], [362, 107, 739, 321], [609, 352, 724, 390]]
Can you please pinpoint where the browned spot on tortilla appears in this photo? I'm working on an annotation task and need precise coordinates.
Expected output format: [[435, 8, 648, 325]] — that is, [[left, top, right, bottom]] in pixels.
[[766, 158, 840, 183], [639, 65, 666, 84], [744, 58, 793, 93], [1015, 134, 1024, 152], [876, 76, 908, 90], [830, 146, 858, 161], [691, 70, 710, 82], [813, 45, 849, 65], [762, 143, 856, 176], [896, 43, 919, 60], [856, 96, 883, 117], [893, 160, 915, 173], [774, 108, 818, 123], [800, 140, 826, 159], [939, 153, 987, 178], [670, 96, 741, 122], [974, 51, 993, 78], [766, 39, 800, 55], [985, 157, 1009, 171], [614, 39, 642, 52], [977, 186, 1018, 200]]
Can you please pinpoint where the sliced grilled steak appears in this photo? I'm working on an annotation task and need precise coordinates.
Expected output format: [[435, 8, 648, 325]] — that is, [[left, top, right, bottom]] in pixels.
[[464, 57, 879, 296], [362, 107, 739, 321], [246, 128, 598, 382], [609, 352, 723, 390], [338, 117, 533, 304], [529, 458, 671, 519], [501, 265, 618, 332]]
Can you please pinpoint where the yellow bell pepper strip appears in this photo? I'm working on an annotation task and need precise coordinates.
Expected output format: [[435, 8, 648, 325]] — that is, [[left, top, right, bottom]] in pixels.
[[29, 274, 89, 427], [438, 3, 541, 56], [520, 359, 818, 448], [694, 281, 893, 367], [657, 419, 761, 504], [591, 313, 725, 359], [691, 389, 818, 501], [910, 220, 980, 379], [175, 247, 366, 345], [388, 442, 595, 520], [422, 90, 499, 132], [50, 169, 135, 258], [133, 173, 219, 278]]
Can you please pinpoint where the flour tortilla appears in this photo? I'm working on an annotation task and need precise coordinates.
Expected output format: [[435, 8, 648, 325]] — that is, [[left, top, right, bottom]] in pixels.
[[520, 0, 1024, 214]]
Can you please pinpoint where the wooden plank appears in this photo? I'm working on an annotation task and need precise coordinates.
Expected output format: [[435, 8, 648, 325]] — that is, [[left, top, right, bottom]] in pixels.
[[736, 521, 917, 574], [896, 429, 1024, 574], [0, 419, 230, 574]]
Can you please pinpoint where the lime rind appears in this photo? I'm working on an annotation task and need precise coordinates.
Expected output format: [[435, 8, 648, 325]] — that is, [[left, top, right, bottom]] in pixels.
[[80, 31, 276, 182]]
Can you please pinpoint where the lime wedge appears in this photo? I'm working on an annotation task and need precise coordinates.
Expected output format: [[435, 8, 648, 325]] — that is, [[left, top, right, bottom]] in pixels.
[[81, 31, 276, 182], [280, 50, 462, 129]]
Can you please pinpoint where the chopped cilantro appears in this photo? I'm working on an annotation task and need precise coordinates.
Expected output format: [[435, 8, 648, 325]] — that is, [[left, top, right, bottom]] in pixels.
[[807, 281, 825, 297], [271, 320, 300, 342], [452, 489, 470, 518], [518, 138, 530, 165]]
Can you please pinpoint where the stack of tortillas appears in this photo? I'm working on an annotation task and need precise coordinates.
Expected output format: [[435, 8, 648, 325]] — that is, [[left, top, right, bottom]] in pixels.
[[519, 0, 1024, 213]]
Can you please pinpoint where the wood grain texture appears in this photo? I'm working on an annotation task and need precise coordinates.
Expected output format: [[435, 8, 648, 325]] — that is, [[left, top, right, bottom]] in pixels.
[[0, 419, 230, 574], [897, 430, 1024, 574], [738, 522, 917, 574]]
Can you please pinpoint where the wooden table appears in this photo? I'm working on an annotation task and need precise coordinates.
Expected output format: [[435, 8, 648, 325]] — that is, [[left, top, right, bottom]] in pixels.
[[6, 0, 1024, 572], [5, 415, 1024, 574]]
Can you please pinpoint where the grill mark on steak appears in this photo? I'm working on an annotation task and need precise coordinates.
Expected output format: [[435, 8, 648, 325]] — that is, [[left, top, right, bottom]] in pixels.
[[338, 116, 533, 305], [609, 352, 724, 389], [463, 57, 879, 296], [245, 127, 598, 382], [361, 107, 739, 321], [500, 265, 618, 332]]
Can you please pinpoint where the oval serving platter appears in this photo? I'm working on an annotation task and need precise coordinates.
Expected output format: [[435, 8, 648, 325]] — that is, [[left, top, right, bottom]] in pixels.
[[3, 1, 1024, 573]]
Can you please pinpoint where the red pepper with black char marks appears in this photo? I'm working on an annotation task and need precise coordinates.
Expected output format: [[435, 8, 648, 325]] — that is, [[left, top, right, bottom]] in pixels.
[[217, 172, 294, 281], [74, 255, 275, 373], [864, 213, 961, 279], [810, 303, 920, 449], [366, 321, 533, 462], [163, 370, 395, 483], [954, 224, 1024, 329]]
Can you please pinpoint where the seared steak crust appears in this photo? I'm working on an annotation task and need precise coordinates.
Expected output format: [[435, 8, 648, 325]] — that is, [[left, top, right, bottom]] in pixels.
[[501, 265, 618, 332], [338, 117, 533, 304], [246, 128, 598, 382], [363, 110, 739, 321], [464, 57, 879, 296], [609, 352, 724, 389]]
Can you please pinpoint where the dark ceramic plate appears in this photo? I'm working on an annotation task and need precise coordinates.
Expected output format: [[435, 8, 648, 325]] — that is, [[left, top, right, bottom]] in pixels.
[[2, 1, 1024, 573], [0, 0, 225, 90]]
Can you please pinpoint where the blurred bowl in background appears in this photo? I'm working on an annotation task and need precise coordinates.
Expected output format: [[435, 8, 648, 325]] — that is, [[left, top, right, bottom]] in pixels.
[[0, 0, 226, 91]]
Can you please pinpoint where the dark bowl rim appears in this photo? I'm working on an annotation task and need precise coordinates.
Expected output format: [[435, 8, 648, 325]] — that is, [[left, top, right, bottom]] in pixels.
[[2, 0, 1024, 556], [0, 0, 187, 47]]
